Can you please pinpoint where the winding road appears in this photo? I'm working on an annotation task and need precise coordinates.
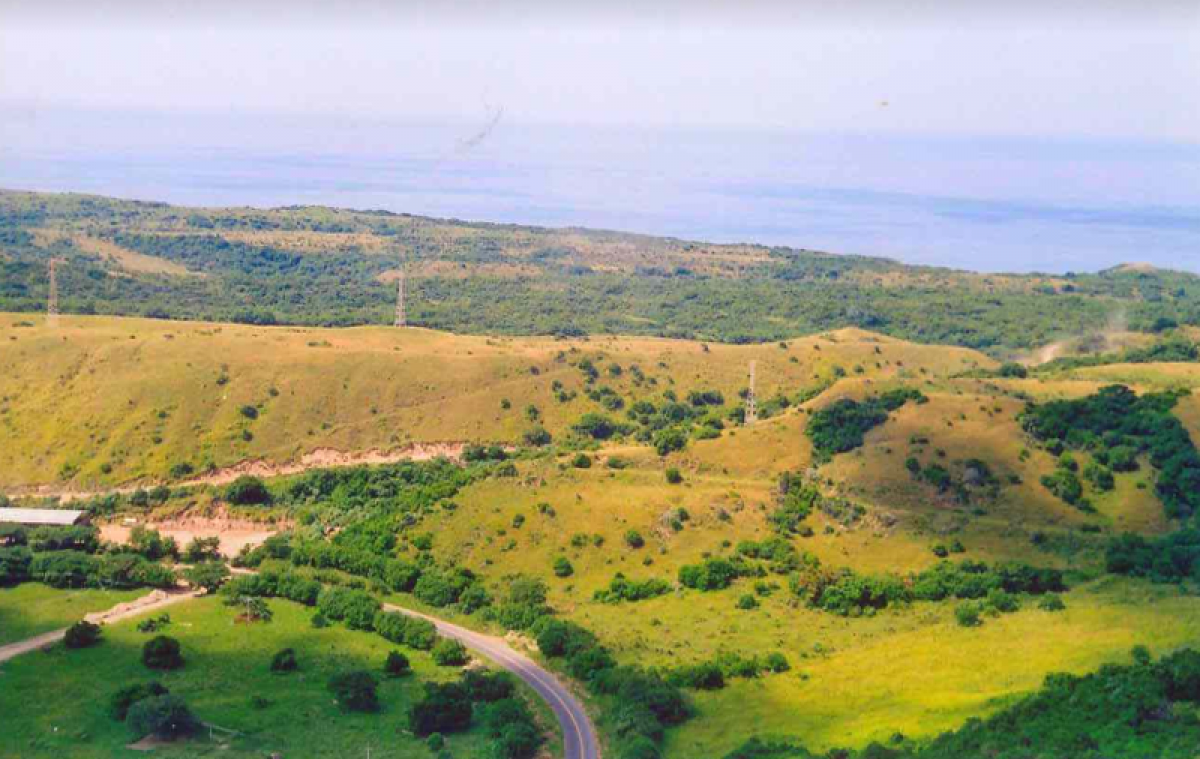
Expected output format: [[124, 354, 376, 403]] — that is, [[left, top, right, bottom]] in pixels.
[[0, 589, 601, 759], [384, 603, 601, 759]]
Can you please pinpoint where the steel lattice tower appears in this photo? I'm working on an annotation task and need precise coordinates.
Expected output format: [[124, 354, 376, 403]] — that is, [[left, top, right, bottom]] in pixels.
[[47, 258, 63, 326], [394, 266, 407, 327], [745, 360, 758, 425]]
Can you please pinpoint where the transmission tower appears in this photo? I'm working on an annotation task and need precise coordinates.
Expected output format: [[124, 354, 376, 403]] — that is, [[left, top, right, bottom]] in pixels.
[[47, 258, 64, 326], [393, 265, 407, 328], [745, 360, 758, 425]]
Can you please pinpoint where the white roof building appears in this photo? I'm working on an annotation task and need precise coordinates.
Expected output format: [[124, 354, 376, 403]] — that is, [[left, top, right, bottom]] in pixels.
[[0, 508, 89, 526]]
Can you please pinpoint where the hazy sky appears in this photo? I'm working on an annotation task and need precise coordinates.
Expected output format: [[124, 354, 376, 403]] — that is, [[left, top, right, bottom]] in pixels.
[[2, 1, 1198, 142]]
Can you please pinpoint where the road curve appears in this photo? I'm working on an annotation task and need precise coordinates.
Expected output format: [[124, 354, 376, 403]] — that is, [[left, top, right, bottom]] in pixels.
[[384, 603, 601, 759]]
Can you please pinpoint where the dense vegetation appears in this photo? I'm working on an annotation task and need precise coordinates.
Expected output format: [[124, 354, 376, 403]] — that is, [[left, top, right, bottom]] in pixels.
[[721, 647, 1200, 759], [1022, 384, 1200, 519], [6, 191, 1200, 351], [806, 388, 927, 461]]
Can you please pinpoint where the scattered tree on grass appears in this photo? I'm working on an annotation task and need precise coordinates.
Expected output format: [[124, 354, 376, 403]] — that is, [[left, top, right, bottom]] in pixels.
[[327, 670, 380, 712], [270, 647, 298, 673], [142, 636, 184, 670], [126, 694, 198, 741], [64, 620, 102, 649], [384, 650, 411, 677]]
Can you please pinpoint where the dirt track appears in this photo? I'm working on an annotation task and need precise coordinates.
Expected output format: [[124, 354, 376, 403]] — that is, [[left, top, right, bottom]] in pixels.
[[9, 442, 467, 502], [0, 589, 201, 664]]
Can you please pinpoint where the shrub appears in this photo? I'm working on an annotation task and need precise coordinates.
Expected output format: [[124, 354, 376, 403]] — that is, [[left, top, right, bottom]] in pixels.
[[239, 405, 258, 420], [665, 467, 683, 484], [373, 611, 438, 650], [224, 475, 271, 505], [327, 670, 380, 712], [128, 527, 178, 560], [270, 647, 298, 673], [317, 587, 380, 630], [110, 682, 169, 721], [955, 602, 983, 628], [409, 681, 473, 736], [126, 694, 198, 740], [736, 594, 759, 610], [523, 426, 552, 446], [142, 636, 184, 670], [432, 638, 469, 667], [625, 530, 645, 549], [653, 427, 688, 456], [553, 556, 574, 578], [1038, 594, 1067, 611], [764, 652, 791, 673], [182, 536, 222, 563], [182, 561, 230, 592], [998, 362, 1028, 378], [572, 453, 592, 469], [64, 620, 102, 649], [463, 670, 516, 702], [385, 650, 411, 677]]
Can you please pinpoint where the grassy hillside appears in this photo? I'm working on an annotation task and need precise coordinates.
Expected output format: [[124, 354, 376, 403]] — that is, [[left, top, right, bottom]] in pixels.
[[4, 189, 1200, 351], [7, 313, 1200, 759], [0, 314, 987, 489]]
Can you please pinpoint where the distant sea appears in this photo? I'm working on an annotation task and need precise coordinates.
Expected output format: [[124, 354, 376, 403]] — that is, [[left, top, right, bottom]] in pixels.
[[2, 108, 1198, 274]]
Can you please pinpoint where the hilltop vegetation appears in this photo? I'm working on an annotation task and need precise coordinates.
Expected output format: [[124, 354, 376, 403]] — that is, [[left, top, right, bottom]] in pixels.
[[4, 190, 1200, 351]]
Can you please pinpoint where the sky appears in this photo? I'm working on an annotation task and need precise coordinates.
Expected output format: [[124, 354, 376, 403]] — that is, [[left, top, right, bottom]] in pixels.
[[0, 1, 1197, 274], [1, 1, 1197, 142]]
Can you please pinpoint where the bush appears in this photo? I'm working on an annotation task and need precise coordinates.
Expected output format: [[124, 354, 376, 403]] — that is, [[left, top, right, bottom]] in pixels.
[[110, 682, 169, 721], [270, 647, 298, 673], [665, 467, 683, 484], [572, 453, 592, 469], [553, 556, 574, 578], [764, 652, 791, 673], [373, 610, 438, 650], [463, 669, 516, 702], [523, 426, 552, 446], [1038, 594, 1067, 612], [317, 587, 380, 630], [327, 670, 380, 712], [625, 530, 645, 549], [142, 636, 184, 670], [224, 475, 271, 505], [182, 561, 230, 592], [955, 602, 983, 628], [736, 594, 759, 610], [998, 362, 1028, 378], [126, 694, 198, 740], [385, 650, 411, 677], [409, 681, 473, 736], [432, 638, 469, 667], [64, 620, 102, 649]]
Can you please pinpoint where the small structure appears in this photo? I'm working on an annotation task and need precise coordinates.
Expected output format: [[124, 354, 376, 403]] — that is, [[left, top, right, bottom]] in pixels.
[[0, 508, 90, 527]]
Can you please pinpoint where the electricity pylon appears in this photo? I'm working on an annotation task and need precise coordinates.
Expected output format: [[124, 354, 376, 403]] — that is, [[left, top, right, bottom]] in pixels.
[[745, 360, 758, 425], [394, 266, 406, 328], [47, 258, 65, 326]]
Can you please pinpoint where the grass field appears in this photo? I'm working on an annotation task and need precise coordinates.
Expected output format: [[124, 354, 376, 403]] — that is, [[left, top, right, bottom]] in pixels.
[[0, 314, 990, 489], [661, 577, 1200, 757], [0, 594, 553, 759], [0, 583, 146, 646]]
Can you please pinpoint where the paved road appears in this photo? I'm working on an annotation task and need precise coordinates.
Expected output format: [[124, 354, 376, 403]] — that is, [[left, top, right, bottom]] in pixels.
[[384, 603, 601, 759], [0, 589, 201, 664]]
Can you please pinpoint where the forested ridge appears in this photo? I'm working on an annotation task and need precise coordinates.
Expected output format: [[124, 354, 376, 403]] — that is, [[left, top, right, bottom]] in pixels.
[[4, 190, 1200, 352]]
